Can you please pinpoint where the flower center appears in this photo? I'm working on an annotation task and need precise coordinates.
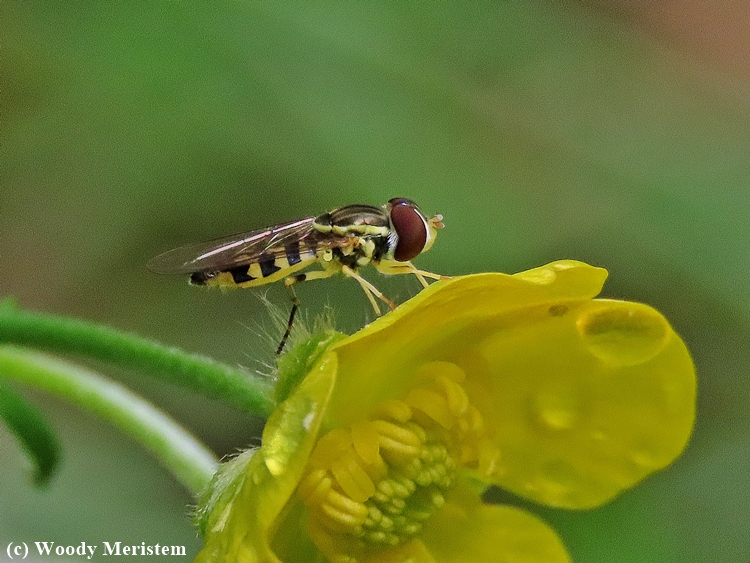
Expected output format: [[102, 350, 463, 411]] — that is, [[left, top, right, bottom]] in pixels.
[[296, 361, 497, 562]]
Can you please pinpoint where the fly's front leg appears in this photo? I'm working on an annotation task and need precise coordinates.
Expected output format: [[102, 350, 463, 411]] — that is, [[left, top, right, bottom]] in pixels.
[[375, 260, 450, 288], [341, 265, 396, 316], [277, 269, 337, 354]]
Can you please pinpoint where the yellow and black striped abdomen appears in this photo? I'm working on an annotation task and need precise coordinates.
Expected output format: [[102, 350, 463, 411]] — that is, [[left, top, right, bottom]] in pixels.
[[190, 241, 319, 289]]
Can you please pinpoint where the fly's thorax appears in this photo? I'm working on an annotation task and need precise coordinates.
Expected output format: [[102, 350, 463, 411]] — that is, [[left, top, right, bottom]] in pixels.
[[313, 205, 391, 238], [322, 235, 390, 270], [312, 205, 395, 269]]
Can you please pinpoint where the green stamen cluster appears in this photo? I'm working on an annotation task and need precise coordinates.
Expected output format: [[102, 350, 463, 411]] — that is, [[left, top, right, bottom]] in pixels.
[[361, 442, 455, 546]]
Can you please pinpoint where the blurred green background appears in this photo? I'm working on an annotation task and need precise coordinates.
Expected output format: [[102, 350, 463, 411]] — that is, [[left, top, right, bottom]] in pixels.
[[2, 2, 748, 561]]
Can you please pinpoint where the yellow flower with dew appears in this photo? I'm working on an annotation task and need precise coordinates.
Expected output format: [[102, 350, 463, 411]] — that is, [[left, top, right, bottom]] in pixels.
[[194, 261, 696, 563]]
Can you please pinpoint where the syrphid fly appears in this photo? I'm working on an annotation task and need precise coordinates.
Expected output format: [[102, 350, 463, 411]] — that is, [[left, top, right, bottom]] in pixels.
[[149, 198, 446, 354]]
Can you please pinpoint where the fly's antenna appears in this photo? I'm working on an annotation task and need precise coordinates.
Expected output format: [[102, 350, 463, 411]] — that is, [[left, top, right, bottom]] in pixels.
[[428, 214, 445, 230]]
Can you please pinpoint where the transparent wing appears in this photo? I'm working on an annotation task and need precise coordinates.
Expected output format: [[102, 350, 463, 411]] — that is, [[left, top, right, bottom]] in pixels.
[[148, 217, 327, 274]]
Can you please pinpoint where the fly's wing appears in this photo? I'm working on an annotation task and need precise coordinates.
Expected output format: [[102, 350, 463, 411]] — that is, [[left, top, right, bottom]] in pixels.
[[148, 217, 325, 275]]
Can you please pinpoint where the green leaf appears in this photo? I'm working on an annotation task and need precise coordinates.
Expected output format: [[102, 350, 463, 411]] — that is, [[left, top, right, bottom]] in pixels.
[[0, 378, 61, 486]]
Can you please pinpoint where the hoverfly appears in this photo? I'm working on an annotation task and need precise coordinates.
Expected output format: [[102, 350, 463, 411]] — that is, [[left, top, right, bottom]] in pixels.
[[149, 198, 445, 354]]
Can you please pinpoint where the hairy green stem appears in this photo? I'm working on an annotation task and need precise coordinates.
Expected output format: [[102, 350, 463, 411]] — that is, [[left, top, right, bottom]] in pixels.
[[0, 303, 274, 417], [0, 346, 218, 494]]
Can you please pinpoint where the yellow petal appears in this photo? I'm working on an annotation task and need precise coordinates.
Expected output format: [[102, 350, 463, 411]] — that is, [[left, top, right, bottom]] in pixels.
[[417, 481, 571, 563]]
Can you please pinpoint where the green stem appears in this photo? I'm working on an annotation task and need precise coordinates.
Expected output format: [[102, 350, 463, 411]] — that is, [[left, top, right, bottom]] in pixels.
[[0, 346, 218, 495], [0, 302, 274, 417]]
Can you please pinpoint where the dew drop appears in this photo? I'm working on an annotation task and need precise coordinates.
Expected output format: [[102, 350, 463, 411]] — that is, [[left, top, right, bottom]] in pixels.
[[590, 430, 608, 442], [630, 446, 662, 470], [522, 482, 539, 494], [535, 459, 580, 506], [577, 303, 670, 366], [533, 390, 580, 431]]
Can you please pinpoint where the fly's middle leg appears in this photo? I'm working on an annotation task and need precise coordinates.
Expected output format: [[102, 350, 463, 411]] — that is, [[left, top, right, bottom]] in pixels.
[[276, 269, 336, 354], [341, 265, 396, 315]]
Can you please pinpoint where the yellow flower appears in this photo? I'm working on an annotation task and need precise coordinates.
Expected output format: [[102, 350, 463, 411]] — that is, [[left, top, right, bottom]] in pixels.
[[194, 261, 696, 563]]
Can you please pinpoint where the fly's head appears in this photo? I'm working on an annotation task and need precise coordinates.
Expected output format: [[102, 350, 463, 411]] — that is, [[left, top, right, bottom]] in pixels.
[[385, 198, 444, 262]]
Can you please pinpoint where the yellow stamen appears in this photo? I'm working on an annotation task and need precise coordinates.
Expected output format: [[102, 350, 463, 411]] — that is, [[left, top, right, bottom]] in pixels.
[[404, 388, 454, 430], [350, 420, 381, 465], [330, 453, 376, 503], [371, 420, 424, 450], [321, 489, 369, 527], [297, 468, 332, 504], [434, 374, 470, 417], [371, 399, 413, 423]]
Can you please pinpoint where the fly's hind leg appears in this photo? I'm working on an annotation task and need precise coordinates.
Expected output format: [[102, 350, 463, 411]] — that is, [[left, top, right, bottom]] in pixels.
[[341, 265, 396, 316], [276, 269, 337, 354]]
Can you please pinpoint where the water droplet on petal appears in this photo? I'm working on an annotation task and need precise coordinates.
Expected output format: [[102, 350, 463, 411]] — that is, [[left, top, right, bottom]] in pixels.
[[629, 444, 663, 470], [577, 303, 670, 366], [590, 430, 608, 441], [535, 459, 580, 506], [533, 389, 580, 431]]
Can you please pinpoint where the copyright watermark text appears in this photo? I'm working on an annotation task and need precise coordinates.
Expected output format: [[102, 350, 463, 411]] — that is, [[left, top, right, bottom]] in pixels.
[[5, 541, 187, 559]]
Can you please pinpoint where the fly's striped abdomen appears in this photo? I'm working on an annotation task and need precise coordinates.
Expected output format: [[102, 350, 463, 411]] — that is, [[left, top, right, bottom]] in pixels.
[[191, 240, 319, 288]]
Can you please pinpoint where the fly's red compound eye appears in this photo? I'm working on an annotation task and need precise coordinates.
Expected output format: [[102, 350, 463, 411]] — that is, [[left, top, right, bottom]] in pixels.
[[389, 198, 427, 261]]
